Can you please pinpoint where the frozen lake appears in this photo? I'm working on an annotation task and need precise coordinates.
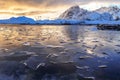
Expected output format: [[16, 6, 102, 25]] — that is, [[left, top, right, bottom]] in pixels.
[[0, 24, 120, 80]]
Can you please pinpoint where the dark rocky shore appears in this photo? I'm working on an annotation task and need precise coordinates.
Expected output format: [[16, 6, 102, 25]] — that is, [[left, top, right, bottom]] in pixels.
[[97, 24, 120, 31]]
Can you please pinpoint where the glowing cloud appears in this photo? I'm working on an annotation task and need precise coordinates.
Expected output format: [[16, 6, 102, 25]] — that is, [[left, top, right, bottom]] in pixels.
[[0, 0, 120, 19]]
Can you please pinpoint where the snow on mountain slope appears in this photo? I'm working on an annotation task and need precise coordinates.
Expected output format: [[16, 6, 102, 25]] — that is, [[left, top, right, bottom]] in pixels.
[[59, 5, 115, 21], [96, 6, 120, 20], [84, 12, 101, 20], [100, 13, 113, 20], [96, 6, 120, 14], [59, 5, 88, 20], [0, 16, 35, 24], [84, 12, 113, 21], [0, 6, 120, 24]]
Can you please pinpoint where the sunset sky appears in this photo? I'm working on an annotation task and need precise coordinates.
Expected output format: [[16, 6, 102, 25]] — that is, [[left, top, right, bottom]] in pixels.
[[0, 0, 120, 20]]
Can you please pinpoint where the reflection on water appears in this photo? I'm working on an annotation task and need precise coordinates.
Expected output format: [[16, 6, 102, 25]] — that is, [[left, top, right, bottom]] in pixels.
[[64, 25, 80, 41], [0, 25, 69, 48], [0, 25, 120, 47], [0, 24, 120, 80]]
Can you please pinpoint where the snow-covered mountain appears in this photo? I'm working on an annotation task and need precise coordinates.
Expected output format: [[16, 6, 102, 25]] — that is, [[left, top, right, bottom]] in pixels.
[[59, 5, 88, 20], [96, 6, 120, 14], [0, 6, 120, 25], [84, 12, 113, 21], [59, 5, 120, 21], [0, 16, 84, 25], [96, 6, 120, 20], [0, 16, 35, 24]]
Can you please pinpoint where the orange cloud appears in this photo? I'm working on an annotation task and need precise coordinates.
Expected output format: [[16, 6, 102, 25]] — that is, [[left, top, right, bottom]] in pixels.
[[0, 0, 120, 19]]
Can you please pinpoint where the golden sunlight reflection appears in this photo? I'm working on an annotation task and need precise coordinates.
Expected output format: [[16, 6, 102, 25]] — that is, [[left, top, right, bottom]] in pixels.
[[0, 25, 69, 48], [0, 25, 120, 57]]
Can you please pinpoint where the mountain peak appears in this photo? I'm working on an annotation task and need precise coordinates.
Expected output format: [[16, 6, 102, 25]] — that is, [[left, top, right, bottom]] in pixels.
[[96, 6, 120, 14], [59, 5, 88, 19], [69, 5, 80, 10], [10, 16, 32, 20], [109, 6, 120, 9], [0, 16, 35, 24], [59, 5, 115, 21]]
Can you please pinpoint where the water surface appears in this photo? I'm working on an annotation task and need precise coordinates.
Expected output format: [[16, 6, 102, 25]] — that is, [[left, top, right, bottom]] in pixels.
[[0, 24, 120, 80]]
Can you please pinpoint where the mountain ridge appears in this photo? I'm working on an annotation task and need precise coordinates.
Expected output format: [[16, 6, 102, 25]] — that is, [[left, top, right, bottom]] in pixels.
[[0, 6, 120, 25], [0, 16, 36, 24], [59, 5, 120, 21]]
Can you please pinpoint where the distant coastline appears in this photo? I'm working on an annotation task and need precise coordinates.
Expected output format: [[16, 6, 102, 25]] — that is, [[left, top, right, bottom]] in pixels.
[[1, 18, 120, 25]]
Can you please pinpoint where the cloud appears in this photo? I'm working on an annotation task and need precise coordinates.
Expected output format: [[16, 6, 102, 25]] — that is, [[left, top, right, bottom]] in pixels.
[[0, 0, 120, 10], [0, 10, 56, 16], [0, 0, 120, 19], [12, 0, 120, 7], [0, 0, 120, 9], [12, 8, 26, 11]]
